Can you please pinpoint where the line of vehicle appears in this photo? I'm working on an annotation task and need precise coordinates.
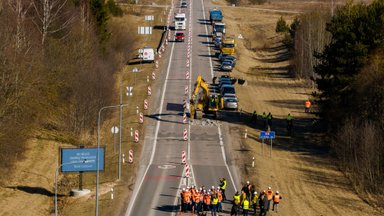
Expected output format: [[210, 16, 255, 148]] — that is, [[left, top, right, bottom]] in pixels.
[[201, 0, 237, 191], [125, 4, 177, 215]]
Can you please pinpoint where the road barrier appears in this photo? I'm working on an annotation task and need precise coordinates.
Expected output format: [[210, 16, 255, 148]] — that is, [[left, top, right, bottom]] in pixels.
[[122, 153, 125, 164], [183, 99, 187, 109], [139, 112, 144, 124], [185, 163, 190, 178], [182, 151, 186, 164], [186, 59, 190, 67], [185, 86, 188, 95], [186, 71, 190, 79], [144, 99, 148, 110], [183, 128, 188, 141], [129, 149, 133, 163], [155, 60, 159, 69], [147, 86, 152, 96], [183, 113, 187, 124], [152, 72, 156, 80], [135, 130, 139, 143]]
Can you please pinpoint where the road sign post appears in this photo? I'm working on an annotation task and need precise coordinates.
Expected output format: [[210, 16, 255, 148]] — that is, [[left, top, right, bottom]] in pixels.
[[259, 131, 276, 157]]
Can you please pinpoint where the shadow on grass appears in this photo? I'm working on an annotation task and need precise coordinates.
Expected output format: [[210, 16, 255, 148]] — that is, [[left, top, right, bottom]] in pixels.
[[7, 186, 59, 197]]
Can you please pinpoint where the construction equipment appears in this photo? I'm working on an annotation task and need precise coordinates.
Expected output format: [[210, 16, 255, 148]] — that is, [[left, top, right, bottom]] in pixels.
[[190, 75, 223, 119]]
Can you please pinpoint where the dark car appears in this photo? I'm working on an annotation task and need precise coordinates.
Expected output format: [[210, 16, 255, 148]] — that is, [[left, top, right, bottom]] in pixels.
[[220, 61, 234, 71], [222, 55, 237, 67], [181, 2, 187, 8], [175, 32, 185, 42]]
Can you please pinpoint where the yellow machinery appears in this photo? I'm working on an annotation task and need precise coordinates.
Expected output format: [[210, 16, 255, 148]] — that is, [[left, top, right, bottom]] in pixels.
[[190, 75, 222, 119], [220, 37, 236, 56]]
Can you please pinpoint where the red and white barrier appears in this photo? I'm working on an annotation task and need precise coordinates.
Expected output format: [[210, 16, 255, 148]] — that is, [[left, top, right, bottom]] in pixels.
[[144, 99, 148, 110], [155, 60, 159, 69], [165, 39, 168, 45], [186, 59, 190, 67], [139, 112, 144, 124], [183, 99, 187, 109], [185, 163, 190, 178], [159, 52, 162, 58], [183, 113, 187, 124], [185, 86, 188, 95], [152, 72, 156, 80], [182, 151, 186, 164], [129, 149, 133, 163], [147, 86, 152, 96], [183, 128, 188, 141], [186, 71, 190, 79], [135, 130, 139, 143]]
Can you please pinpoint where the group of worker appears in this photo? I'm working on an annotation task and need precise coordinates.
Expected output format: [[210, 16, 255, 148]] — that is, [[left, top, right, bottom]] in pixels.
[[249, 100, 312, 135], [179, 178, 227, 215], [231, 181, 282, 216]]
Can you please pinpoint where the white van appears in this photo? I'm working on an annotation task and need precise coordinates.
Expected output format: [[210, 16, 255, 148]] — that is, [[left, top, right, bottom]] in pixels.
[[174, 13, 187, 30], [138, 47, 154, 63]]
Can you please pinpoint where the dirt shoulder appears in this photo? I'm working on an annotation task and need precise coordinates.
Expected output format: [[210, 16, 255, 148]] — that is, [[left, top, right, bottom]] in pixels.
[[213, 0, 382, 215]]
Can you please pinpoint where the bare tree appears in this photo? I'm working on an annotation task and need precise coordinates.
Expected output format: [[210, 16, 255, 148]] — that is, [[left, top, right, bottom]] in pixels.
[[32, 0, 73, 44]]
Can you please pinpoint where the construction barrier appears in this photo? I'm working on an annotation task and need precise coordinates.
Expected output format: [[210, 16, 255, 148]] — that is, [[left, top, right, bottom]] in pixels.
[[144, 99, 148, 110], [155, 60, 159, 69], [183, 128, 188, 141], [185, 163, 190, 178], [185, 86, 188, 95], [129, 149, 133, 163], [139, 112, 144, 124], [182, 151, 186, 164], [135, 130, 139, 143], [152, 72, 156, 80], [147, 86, 152, 96], [186, 71, 190, 79], [183, 113, 187, 124]]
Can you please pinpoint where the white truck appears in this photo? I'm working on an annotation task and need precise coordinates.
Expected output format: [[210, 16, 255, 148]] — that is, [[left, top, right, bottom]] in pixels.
[[174, 13, 187, 30]]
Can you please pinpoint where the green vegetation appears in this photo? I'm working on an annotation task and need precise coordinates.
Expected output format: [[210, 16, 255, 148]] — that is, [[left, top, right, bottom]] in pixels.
[[0, 0, 133, 183], [285, 0, 384, 202]]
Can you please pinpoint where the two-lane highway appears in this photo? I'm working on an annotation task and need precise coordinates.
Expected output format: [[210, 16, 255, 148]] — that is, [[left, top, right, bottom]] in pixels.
[[126, 0, 240, 215]]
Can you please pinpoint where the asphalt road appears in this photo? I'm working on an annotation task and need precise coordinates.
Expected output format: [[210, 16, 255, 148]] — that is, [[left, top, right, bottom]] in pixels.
[[125, 0, 241, 215]]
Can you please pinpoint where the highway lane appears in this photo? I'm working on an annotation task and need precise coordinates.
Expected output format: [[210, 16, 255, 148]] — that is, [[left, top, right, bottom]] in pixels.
[[126, 0, 241, 215]]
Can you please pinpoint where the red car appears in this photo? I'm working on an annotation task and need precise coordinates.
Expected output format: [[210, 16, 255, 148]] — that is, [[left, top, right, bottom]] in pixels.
[[175, 32, 185, 42]]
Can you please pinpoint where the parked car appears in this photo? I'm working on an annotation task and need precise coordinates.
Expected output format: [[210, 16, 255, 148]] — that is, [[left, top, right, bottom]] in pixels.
[[220, 84, 236, 97], [175, 32, 185, 42], [223, 96, 239, 110], [222, 55, 237, 67], [181, 2, 187, 8], [220, 61, 233, 71], [214, 37, 222, 49]]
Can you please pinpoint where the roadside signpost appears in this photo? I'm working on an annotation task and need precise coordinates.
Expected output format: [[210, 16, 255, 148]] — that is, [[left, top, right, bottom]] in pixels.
[[61, 147, 105, 172], [259, 131, 276, 157]]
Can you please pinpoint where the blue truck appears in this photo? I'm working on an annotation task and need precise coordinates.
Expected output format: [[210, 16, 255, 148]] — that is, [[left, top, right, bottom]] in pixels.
[[209, 9, 223, 24]]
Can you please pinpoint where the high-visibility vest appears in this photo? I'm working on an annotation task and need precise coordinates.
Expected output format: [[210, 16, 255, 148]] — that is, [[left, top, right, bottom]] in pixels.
[[273, 195, 280, 203], [243, 199, 249, 210], [204, 195, 211, 205], [266, 190, 273, 200], [212, 197, 218, 205], [287, 115, 293, 121], [220, 180, 227, 190], [193, 193, 200, 203], [252, 195, 258, 204], [305, 101, 311, 108], [233, 194, 241, 205], [200, 193, 204, 202], [217, 191, 223, 202], [184, 191, 191, 202]]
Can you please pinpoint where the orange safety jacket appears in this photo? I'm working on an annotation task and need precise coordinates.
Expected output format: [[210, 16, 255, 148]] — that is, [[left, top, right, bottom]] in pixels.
[[266, 190, 273, 200], [183, 191, 191, 203], [305, 101, 311, 108], [193, 193, 200, 203], [273, 195, 280, 203], [217, 191, 223, 202], [204, 194, 211, 205], [199, 193, 204, 202]]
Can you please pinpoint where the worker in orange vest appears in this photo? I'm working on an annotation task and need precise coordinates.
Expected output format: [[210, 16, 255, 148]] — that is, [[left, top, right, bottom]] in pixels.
[[265, 187, 273, 212], [305, 100, 311, 113], [203, 190, 211, 213], [183, 188, 191, 213], [180, 188, 185, 212], [217, 187, 223, 212], [272, 191, 282, 213]]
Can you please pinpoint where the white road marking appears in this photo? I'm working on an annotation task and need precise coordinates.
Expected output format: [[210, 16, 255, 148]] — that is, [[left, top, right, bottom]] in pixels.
[[125, 1, 178, 215], [201, 0, 237, 191]]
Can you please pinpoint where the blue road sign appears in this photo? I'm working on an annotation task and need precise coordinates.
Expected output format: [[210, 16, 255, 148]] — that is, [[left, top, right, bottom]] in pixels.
[[61, 148, 104, 172], [260, 131, 276, 139]]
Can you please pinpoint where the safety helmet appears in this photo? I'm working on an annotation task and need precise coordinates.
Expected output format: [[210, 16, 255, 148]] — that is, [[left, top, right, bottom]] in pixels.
[[246, 181, 250, 184], [276, 191, 279, 194], [254, 191, 257, 194], [182, 188, 185, 191], [211, 186, 215, 189], [268, 186, 271, 190], [217, 186, 220, 189]]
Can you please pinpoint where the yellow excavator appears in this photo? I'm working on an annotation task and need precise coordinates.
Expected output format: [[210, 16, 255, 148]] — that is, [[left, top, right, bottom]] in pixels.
[[190, 75, 223, 119]]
